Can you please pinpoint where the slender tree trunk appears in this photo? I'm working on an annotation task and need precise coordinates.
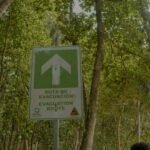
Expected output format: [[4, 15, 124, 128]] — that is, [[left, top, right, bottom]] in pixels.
[[116, 115, 121, 150], [30, 132, 34, 150], [7, 121, 15, 150], [75, 128, 80, 150], [80, 0, 104, 149], [103, 124, 106, 150], [69, 0, 74, 20], [16, 142, 21, 150], [139, 0, 150, 47], [116, 106, 125, 150], [3, 134, 6, 150], [137, 100, 141, 142], [35, 142, 38, 150], [0, 0, 14, 17], [0, 15, 11, 83], [23, 139, 29, 150]]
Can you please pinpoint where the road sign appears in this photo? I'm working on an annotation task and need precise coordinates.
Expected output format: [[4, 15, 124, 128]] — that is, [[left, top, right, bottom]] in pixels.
[[30, 46, 83, 119]]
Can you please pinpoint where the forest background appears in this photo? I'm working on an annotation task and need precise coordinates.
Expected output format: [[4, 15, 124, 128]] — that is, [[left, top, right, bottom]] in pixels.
[[0, 0, 150, 150]]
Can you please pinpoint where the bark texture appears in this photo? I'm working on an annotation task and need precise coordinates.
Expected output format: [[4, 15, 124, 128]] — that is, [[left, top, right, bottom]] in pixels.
[[80, 0, 104, 149], [139, 0, 150, 46], [0, 0, 14, 17]]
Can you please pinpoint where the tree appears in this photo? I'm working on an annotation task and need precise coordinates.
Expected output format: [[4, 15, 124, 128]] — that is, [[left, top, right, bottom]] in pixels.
[[80, 0, 104, 149], [0, 0, 14, 17], [0, 0, 149, 149]]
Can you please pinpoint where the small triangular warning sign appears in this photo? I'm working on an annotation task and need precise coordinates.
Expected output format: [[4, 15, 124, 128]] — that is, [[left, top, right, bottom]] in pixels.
[[70, 107, 79, 116]]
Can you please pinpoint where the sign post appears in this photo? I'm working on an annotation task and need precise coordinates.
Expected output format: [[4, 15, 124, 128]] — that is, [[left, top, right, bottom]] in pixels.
[[30, 46, 83, 149], [53, 120, 59, 150]]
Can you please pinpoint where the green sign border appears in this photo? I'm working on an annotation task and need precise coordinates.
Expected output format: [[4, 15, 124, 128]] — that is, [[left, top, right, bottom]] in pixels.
[[29, 46, 84, 120]]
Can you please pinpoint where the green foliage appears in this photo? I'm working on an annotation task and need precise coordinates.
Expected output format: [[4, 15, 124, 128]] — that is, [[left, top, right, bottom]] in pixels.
[[0, 0, 149, 149]]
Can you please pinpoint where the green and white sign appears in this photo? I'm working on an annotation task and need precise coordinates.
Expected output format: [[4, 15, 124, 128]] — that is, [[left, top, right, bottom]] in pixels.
[[30, 46, 83, 119]]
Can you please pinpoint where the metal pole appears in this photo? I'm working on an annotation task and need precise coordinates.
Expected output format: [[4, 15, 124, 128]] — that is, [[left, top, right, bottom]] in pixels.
[[53, 120, 59, 150], [52, 31, 61, 150]]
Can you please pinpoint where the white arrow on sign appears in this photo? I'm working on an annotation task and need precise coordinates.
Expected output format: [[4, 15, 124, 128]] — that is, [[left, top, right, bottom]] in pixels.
[[41, 54, 71, 85]]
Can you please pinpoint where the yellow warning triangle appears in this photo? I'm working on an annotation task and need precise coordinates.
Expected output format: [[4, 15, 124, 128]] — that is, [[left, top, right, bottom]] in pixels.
[[70, 107, 79, 116]]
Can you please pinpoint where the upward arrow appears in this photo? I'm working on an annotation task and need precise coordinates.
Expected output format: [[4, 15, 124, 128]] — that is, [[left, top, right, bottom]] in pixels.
[[41, 54, 71, 85]]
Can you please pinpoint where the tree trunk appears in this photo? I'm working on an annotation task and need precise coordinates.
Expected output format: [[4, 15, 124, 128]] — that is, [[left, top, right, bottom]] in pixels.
[[69, 0, 74, 20], [23, 139, 29, 150], [0, 15, 11, 83], [139, 0, 150, 47], [30, 132, 34, 150], [7, 121, 15, 150], [75, 128, 80, 150], [34, 142, 38, 150], [137, 100, 141, 142], [0, 0, 14, 17], [116, 115, 121, 150], [80, 0, 104, 149]]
